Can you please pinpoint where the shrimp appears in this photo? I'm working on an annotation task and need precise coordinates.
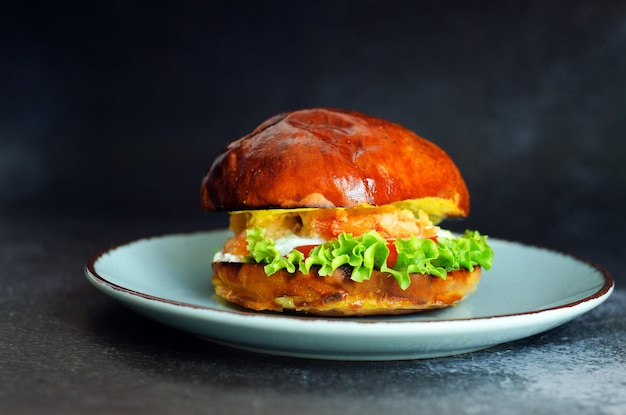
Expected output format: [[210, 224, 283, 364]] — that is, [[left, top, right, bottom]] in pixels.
[[302, 207, 439, 240], [221, 206, 439, 257]]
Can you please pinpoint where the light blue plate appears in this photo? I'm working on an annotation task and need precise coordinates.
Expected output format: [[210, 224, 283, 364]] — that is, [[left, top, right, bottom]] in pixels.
[[85, 230, 613, 360]]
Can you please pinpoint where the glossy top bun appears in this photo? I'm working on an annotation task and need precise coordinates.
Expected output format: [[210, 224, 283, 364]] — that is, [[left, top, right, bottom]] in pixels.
[[201, 108, 469, 217]]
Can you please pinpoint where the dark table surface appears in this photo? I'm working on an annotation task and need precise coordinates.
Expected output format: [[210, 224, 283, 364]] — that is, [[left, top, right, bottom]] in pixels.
[[2, 1, 626, 413]]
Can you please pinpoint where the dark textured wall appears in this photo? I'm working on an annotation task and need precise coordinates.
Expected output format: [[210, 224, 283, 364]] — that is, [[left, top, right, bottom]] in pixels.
[[2, 1, 625, 282]]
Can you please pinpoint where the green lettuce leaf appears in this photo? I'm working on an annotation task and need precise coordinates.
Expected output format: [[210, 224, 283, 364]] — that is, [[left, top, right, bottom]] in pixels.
[[245, 227, 304, 274], [245, 227, 494, 290]]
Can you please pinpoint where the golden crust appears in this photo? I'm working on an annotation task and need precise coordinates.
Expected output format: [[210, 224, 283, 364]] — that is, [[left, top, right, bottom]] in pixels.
[[201, 108, 469, 218], [212, 262, 482, 316]]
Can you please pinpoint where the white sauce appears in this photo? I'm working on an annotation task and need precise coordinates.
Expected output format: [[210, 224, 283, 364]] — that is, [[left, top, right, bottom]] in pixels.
[[212, 251, 243, 262], [212, 234, 326, 263], [437, 229, 455, 239], [273, 234, 326, 256]]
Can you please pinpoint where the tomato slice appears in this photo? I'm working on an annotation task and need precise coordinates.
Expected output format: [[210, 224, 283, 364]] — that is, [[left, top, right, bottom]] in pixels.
[[294, 244, 318, 258], [386, 241, 398, 268]]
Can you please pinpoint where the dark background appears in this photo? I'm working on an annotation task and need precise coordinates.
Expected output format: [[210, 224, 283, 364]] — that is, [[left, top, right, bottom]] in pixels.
[[2, 2, 626, 414], [2, 0, 625, 284]]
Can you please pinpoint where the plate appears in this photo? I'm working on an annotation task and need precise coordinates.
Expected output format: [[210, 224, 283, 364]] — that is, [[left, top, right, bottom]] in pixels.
[[85, 230, 614, 360]]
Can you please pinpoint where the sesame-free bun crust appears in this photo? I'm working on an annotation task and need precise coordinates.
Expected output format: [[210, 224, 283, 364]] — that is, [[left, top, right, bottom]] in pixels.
[[201, 108, 469, 218], [212, 262, 482, 316]]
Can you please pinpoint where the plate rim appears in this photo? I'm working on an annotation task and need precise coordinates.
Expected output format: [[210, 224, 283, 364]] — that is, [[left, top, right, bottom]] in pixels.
[[85, 229, 615, 325]]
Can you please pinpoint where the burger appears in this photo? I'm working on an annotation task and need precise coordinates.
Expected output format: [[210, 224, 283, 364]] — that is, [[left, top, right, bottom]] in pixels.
[[201, 108, 493, 316]]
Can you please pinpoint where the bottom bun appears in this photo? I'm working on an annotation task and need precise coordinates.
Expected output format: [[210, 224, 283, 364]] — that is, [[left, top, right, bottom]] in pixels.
[[211, 263, 482, 316]]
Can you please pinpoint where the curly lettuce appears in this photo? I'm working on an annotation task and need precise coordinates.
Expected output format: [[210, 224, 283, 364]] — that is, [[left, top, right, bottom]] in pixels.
[[245, 227, 494, 290]]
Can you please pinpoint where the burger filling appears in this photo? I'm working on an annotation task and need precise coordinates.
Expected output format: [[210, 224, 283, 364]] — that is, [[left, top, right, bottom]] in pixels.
[[214, 203, 493, 290]]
